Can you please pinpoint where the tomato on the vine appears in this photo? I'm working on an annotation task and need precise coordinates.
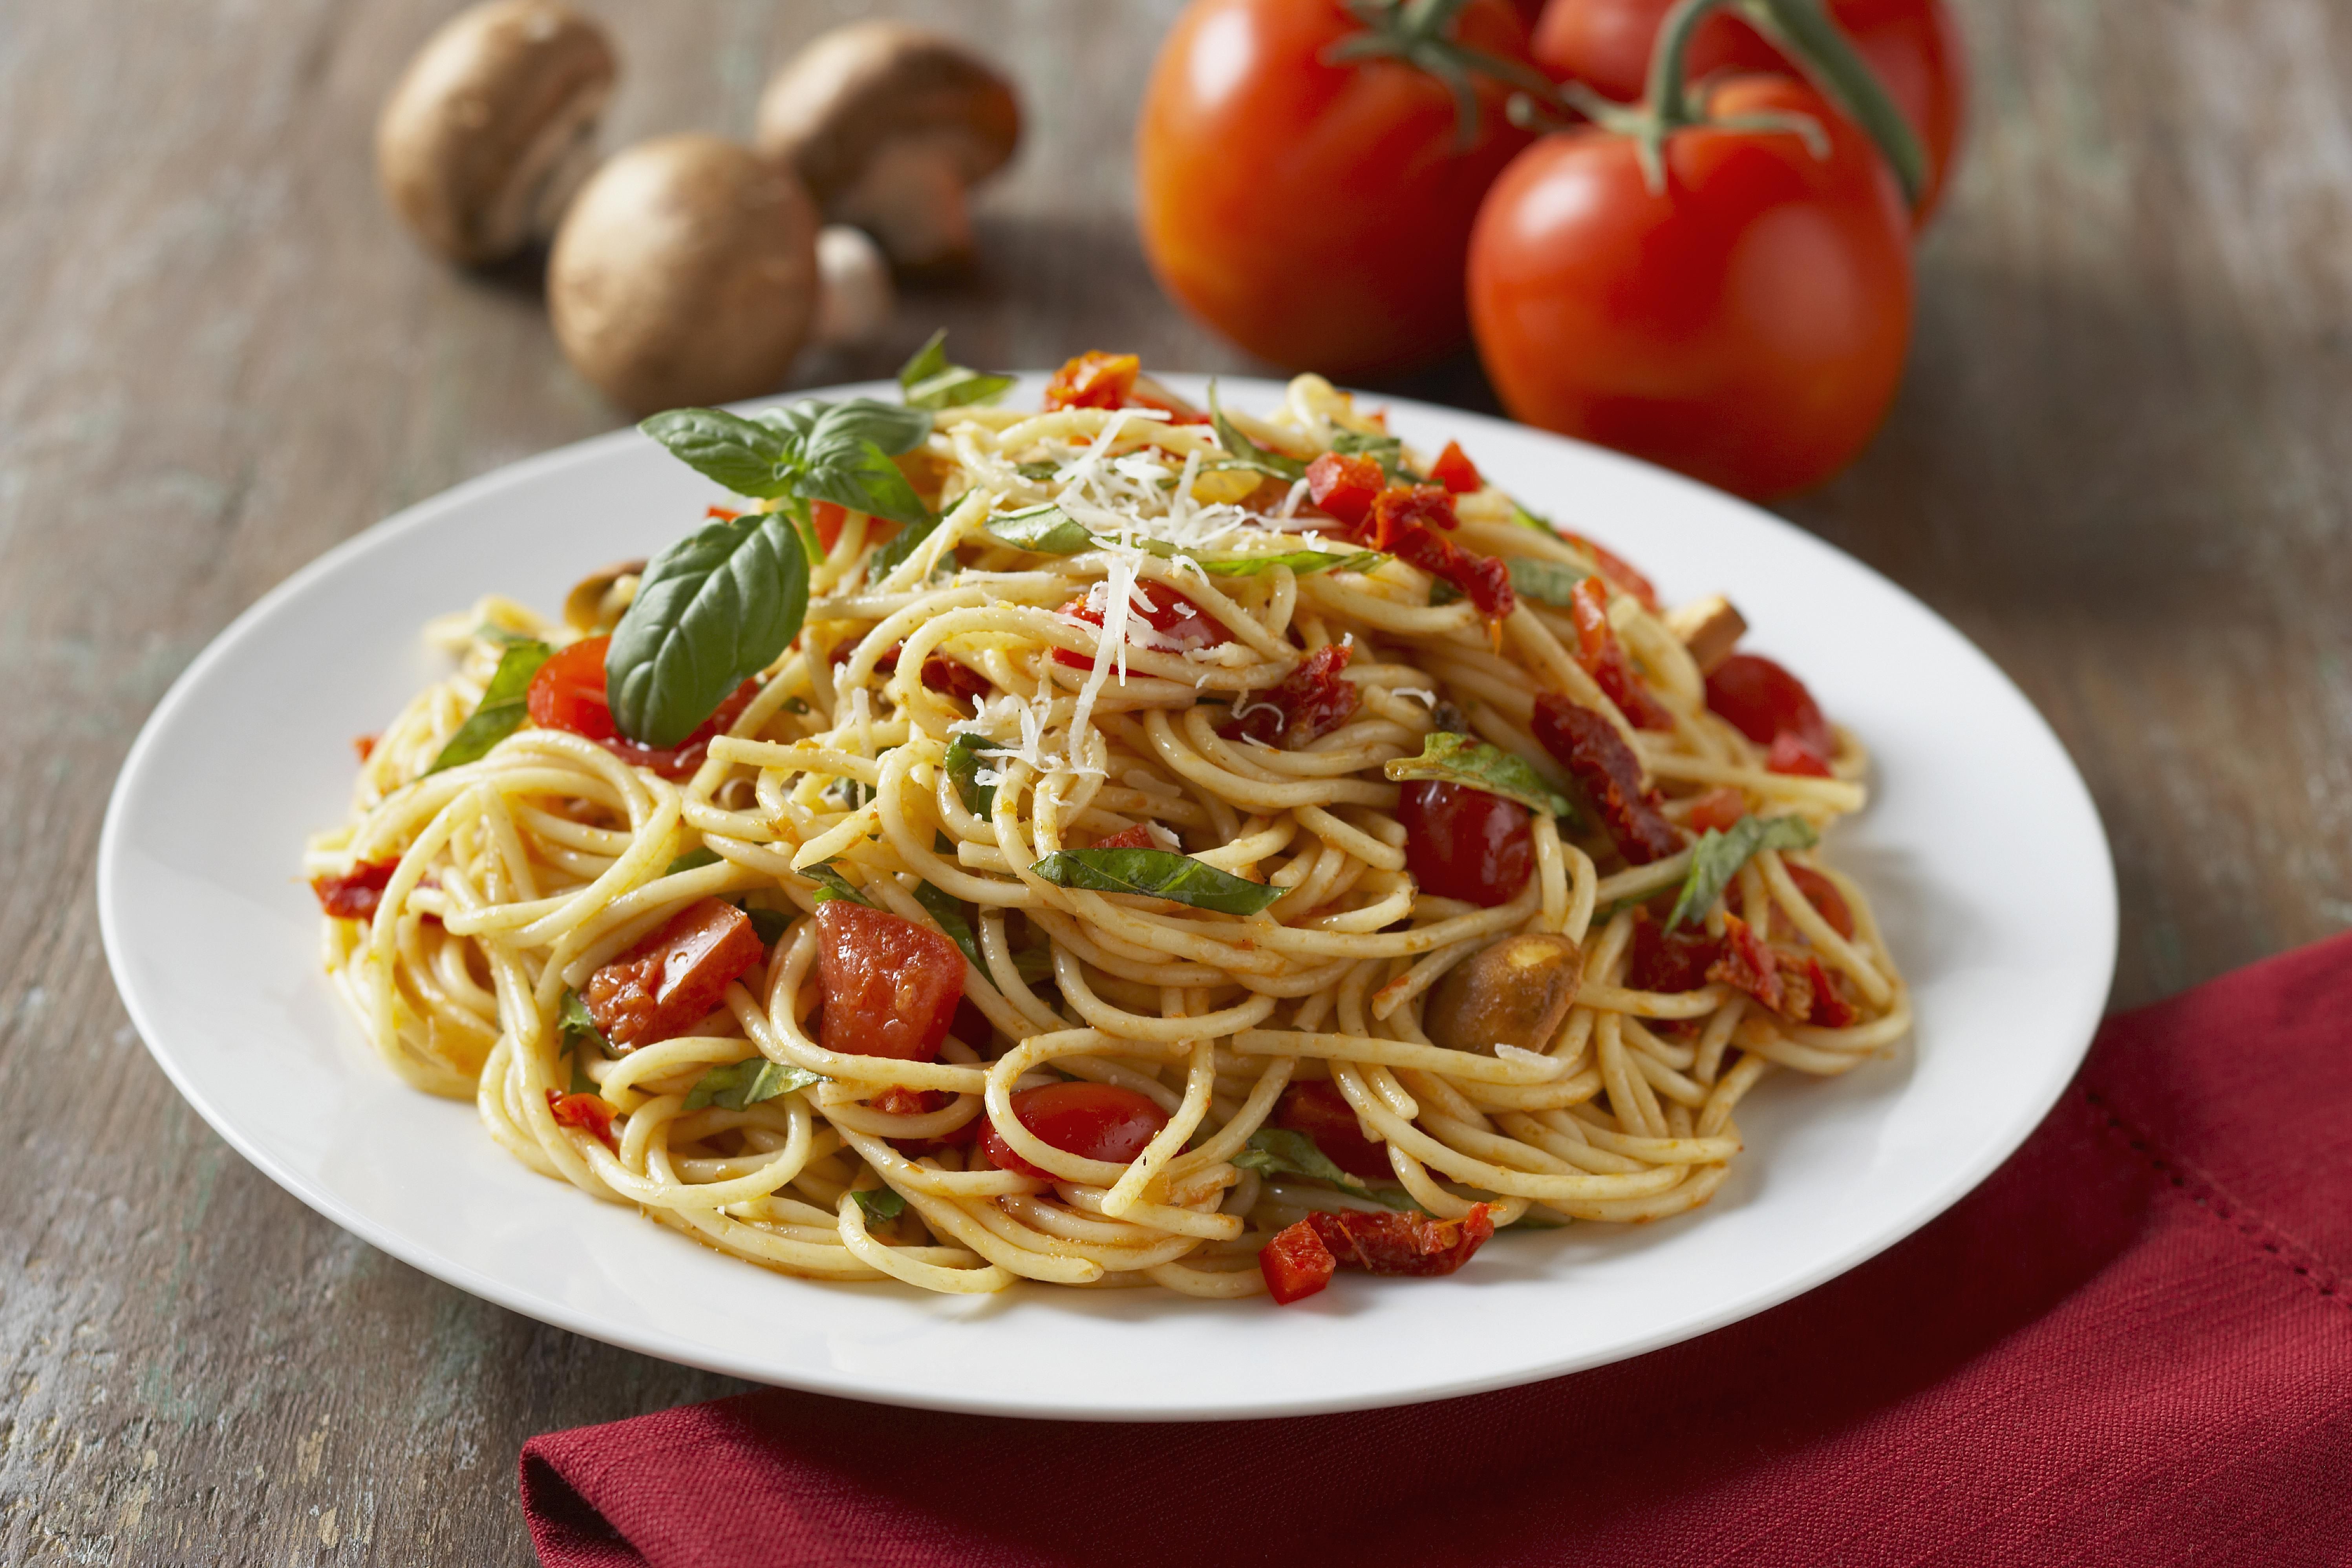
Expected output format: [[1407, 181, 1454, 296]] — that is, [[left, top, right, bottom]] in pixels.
[[1467, 73, 1913, 499], [1137, 0, 1540, 375], [1531, 0, 1966, 221]]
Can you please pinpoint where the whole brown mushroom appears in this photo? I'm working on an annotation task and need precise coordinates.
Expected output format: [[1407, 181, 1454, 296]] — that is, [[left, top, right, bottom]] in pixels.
[[376, 0, 616, 265], [547, 134, 821, 415], [1423, 934, 1584, 1057], [754, 23, 1021, 274]]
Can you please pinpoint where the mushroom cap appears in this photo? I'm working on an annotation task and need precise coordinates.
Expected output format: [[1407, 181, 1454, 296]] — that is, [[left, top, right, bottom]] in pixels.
[[547, 134, 821, 415], [376, 0, 616, 265], [753, 22, 1021, 208]]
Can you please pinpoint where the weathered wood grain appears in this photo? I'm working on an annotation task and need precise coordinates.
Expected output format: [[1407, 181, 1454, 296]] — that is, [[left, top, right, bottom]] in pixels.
[[2, 0, 2348, 1560]]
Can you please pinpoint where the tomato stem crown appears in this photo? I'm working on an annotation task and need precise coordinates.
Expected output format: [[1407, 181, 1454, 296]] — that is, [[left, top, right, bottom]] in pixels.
[[1330, 0, 1557, 151]]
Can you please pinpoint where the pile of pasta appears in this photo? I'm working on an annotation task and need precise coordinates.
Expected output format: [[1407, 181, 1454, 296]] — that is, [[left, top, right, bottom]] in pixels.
[[307, 371, 1907, 1300]]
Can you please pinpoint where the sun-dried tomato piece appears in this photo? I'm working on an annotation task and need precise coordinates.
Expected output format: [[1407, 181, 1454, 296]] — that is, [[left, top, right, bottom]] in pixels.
[[584, 899, 766, 1049], [1707, 913, 1789, 1016], [1626, 908, 1721, 993], [1367, 483, 1459, 544], [1307, 1203, 1494, 1276], [1531, 695, 1683, 865], [547, 1090, 617, 1148], [1093, 824, 1155, 850], [1563, 531, 1661, 613], [1805, 956, 1858, 1027], [1305, 453, 1385, 532], [1568, 576, 1673, 731], [1260, 1219, 1337, 1305], [1043, 351, 1141, 411], [1429, 440, 1482, 494], [311, 858, 401, 920], [1219, 642, 1361, 747]]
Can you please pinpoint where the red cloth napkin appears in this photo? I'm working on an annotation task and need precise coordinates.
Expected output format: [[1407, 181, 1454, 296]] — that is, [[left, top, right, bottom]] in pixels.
[[522, 935, 2352, 1567]]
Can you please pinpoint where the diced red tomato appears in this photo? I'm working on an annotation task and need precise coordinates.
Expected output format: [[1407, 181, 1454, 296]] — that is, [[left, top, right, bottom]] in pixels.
[[352, 734, 377, 763], [1094, 824, 1155, 850], [1307, 1203, 1494, 1276], [1305, 453, 1385, 531], [1785, 864, 1856, 940], [1768, 730, 1834, 777], [1052, 581, 1234, 670], [1530, 695, 1683, 865], [1399, 781, 1534, 907], [1626, 909, 1720, 993], [1273, 1080, 1392, 1182], [547, 1089, 617, 1147], [1365, 483, 1459, 543], [705, 504, 741, 522], [1686, 786, 1748, 834], [311, 857, 400, 920], [1563, 532, 1661, 614], [1705, 653, 1832, 754], [871, 1085, 949, 1117], [1568, 576, 1672, 730], [1219, 642, 1360, 747], [813, 901, 965, 1062], [527, 635, 760, 780], [1429, 440, 1483, 494], [977, 1082, 1171, 1180], [1044, 351, 1141, 411], [1260, 1220, 1337, 1305], [811, 500, 848, 552], [584, 898, 766, 1049]]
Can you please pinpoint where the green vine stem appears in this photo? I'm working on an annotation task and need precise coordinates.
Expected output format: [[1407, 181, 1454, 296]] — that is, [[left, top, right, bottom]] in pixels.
[[1330, 0, 1563, 151]]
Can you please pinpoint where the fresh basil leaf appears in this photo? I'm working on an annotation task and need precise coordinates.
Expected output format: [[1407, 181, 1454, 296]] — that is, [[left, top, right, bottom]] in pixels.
[[761, 396, 933, 459], [740, 904, 791, 945], [898, 329, 1016, 411], [984, 503, 1094, 554], [1333, 429, 1413, 483], [426, 639, 552, 774], [863, 509, 943, 581], [1431, 554, 1592, 608], [1232, 1128, 1419, 1208], [913, 880, 984, 970], [639, 408, 796, 498], [559, 989, 615, 1060], [793, 436, 935, 533], [663, 847, 722, 877], [943, 733, 996, 817], [850, 1186, 907, 1222], [1385, 731, 1577, 821], [1015, 461, 1061, 482], [606, 510, 808, 748], [1669, 815, 1820, 930], [802, 861, 872, 906], [1208, 382, 1306, 482], [1030, 848, 1284, 916], [1511, 497, 1556, 534], [1013, 940, 1054, 983], [1135, 537, 1383, 578], [683, 1057, 822, 1112], [824, 776, 871, 811]]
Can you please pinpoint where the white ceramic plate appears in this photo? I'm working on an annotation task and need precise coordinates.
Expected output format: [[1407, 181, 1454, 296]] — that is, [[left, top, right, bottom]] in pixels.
[[98, 376, 2115, 1421]]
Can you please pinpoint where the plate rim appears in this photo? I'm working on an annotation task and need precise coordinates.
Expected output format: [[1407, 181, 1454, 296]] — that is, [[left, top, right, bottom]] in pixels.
[[97, 376, 2118, 1421]]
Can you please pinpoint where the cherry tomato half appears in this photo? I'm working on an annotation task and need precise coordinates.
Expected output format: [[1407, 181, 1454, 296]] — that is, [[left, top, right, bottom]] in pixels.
[[1273, 1080, 1392, 1182], [526, 634, 761, 779], [1531, 0, 1967, 223], [1704, 652, 1832, 753], [1053, 582, 1234, 669], [1399, 780, 1533, 906], [1137, 0, 1535, 374], [979, 1082, 1171, 1180], [1468, 75, 1913, 500]]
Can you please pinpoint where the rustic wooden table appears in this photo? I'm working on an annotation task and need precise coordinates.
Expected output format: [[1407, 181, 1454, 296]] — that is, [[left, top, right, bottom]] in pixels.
[[5, 0, 2347, 1559]]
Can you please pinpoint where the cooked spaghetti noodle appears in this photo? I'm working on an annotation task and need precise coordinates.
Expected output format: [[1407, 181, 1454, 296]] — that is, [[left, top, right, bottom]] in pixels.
[[306, 366, 1906, 1300]]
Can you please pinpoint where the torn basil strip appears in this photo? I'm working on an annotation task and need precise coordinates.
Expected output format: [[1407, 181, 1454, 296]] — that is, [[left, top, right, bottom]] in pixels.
[[898, 329, 1015, 411], [851, 1186, 907, 1223], [943, 732, 997, 817], [663, 847, 722, 877], [1029, 848, 1284, 916], [983, 504, 1095, 554], [1384, 732, 1578, 822], [913, 879, 985, 971], [558, 988, 615, 1060], [1135, 537, 1383, 578], [739, 905, 791, 945], [426, 638, 552, 774], [801, 861, 872, 906], [1232, 1128, 1417, 1209], [1332, 429, 1414, 483], [1209, 382, 1306, 482], [1669, 815, 1820, 930], [683, 1058, 822, 1113]]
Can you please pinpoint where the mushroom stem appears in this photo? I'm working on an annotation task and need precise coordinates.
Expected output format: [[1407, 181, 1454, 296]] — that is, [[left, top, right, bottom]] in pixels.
[[809, 226, 896, 347]]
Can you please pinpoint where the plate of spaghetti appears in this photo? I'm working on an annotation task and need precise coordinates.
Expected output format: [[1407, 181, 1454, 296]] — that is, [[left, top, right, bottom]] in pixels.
[[98, 343, 2114, 1419]]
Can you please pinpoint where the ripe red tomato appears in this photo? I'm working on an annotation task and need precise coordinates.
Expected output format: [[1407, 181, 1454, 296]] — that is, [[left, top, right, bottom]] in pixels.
[[1398, 780, 1533, 906], [1531, 0, 1967, 221], [1137, 0, 1536, 375], [1467, 75, 1913, 499], [813, 902, 965, 1062], [979, 1082, 1171, 1180], [1704, 652, 1831, 753]]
